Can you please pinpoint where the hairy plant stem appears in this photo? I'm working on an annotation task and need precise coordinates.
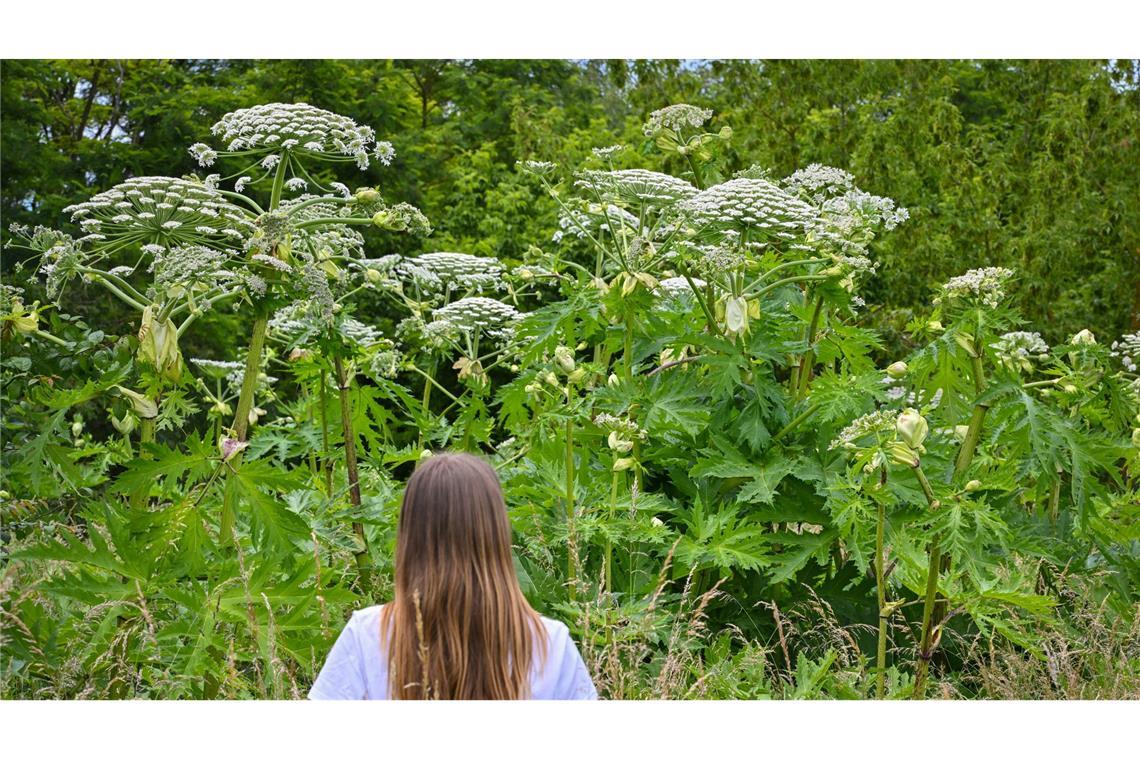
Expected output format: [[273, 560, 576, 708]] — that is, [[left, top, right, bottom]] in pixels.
[[773, 403, 820, 442], [937, 349, 991, 622], [565, 417, 578, 602], [605, 468, 619, 595], [911, 464, 941, 699], [875, 494, 888, 699], [416, 360, 437, 450], [319, 368, 332, 496], [792, 295, 825, 400], [128, 416, 157, 509], [220, 157, 287, 544], [335, 356, 373, 593]]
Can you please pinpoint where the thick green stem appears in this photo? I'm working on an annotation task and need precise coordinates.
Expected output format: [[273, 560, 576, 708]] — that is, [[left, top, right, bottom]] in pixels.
[[605, 469, 619, 595], [319, 368, 332, 497], [773, 403, 820, 442], [910, 464, 941, 699], [565, 417, 577, 602], [128, 417, 156, 509], [793, 295, 825, 400], [336, 356, 373, 592], [875, 496, 888, 699]]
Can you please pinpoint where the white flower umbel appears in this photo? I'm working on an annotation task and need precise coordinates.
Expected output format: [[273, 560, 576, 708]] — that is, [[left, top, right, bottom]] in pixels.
[[782, 164, 857, 203], [1110, 331, 1140, 373], [940, 267, 1016, 309], [657, 276, 706, 300], [574, 169, 698, 209], [61, 176, 254, 251], [829, 409, 900, 451], [202, 103, 387, 171], [150, 245, 246, 300], [396, 252, 505, 294], [430, 296, 521, 343], [679, 178, 816, 240], [279, 196, 366, 260], [643, 104, 714, 136]]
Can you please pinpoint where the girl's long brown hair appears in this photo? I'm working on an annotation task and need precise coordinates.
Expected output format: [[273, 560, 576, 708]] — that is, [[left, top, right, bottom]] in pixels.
[[379, 452, 546, 699]]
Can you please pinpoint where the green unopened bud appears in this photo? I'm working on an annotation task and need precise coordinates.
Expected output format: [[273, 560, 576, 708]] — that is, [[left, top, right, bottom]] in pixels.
[[1070, 329, 1096, 346], [953, 332, 977, 357], [886, 441, 920, 468], [1062, 383, 1077, 394], [965, 479, 982, 492], [219, 437, 248, 462], [70, 417, 84, 438], [355, 188, 382, 204], [608, 431, 634, 453], [607, 373, 620, 388], [111, 411, 136, 436], [724, 295, 748, 337], [896, 408, 929, 450], [541, 370, 559, 387], [554, 345, 576, 374], [364, 268, 383, 284], [137, 305, 184, 382], [953, 425, 970, 442], [568, 367, 586, 385], [419, 449, 433, 461], [115, 386, 158, 419], [613, 456, 635, 472], [371, 210, 390, 227], [518, 268, 534, 282], [887, 361, 908, 379], [927, 320, 943, 332], [718, 126, 733, 141]]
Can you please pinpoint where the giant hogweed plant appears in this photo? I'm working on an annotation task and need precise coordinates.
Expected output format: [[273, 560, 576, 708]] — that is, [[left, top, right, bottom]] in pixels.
[[2, 103, 431, 696], [2, 103, 1137, 699]]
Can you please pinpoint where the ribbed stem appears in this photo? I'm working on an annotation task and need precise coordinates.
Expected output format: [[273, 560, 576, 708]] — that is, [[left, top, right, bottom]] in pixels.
[[565, 417, 577, 601], [875, 496, 888, 699], [910, 464, 941, 699], [336, 356, 373, 592]]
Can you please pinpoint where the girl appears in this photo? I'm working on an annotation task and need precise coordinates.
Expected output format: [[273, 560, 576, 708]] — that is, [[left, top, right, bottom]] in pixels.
[[309, 452, 597, 700]]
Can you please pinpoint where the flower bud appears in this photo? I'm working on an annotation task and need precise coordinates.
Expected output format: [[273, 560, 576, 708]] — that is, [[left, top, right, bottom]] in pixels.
[[1070, 329, 1096, 345], [651, 516, 665, 528], [953, 332, 977, 357], [568, 367, 586, 385], [115, 386, 158, 419], [542, 370, 559, 387], [517, 268, 534, 282], [111, 411, 136, 436], [724, 295, 748, 336], [718, 126, 733, 141], [1062, 383, 1077, 394], [219, 437, 248, 462], [886, 361, 908, 379], [927, 320, 943, 332], [419, 449, 433, 461], [896, 408, 929, 450], [288, 347, 311, 362], [70, 417, 84, 438], [608, 431, 634, 453], [554, 345, 576, 374], [953, 425, 970, 442], [248, 406, 266, 426], [965, 479, 982, 492], [364, 268, 384, 284], [509, 364, 519, 373], [371, 211, 390, 228], [886, 441, 920, 468], [613, 456, 635, 472], [607, 373, 620, 388], [355, 188, 381, 204], [1132, 428, 1140, 448]]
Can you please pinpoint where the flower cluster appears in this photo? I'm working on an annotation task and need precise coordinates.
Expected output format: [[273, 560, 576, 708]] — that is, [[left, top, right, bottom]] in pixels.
[[991, 331, 1049, 373], [429, 296, 521, 343], [678, 178, 816, 239], [8, 224, 83, 299], [1110, 331, 1140, 373], [189, 358, 244, 379], [281, 196, 366, 260], [61, 176, 254, 250], [657, 276, 706, 301], [553, 204, 641, 244], [150, 245, 246, 301], [396, 252, 505, 294], [829, 409, 900, 451], [199, 103, 390, 171], [574, 169, 698, 208], [782, 164, 856, 202], [642, 104, 713, 136], [939, 267, 1015, 308], [591, 145, 624, 161]]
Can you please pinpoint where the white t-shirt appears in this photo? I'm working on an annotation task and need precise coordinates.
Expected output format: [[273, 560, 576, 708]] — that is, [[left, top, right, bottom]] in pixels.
[[308, 605, 598, 700]]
